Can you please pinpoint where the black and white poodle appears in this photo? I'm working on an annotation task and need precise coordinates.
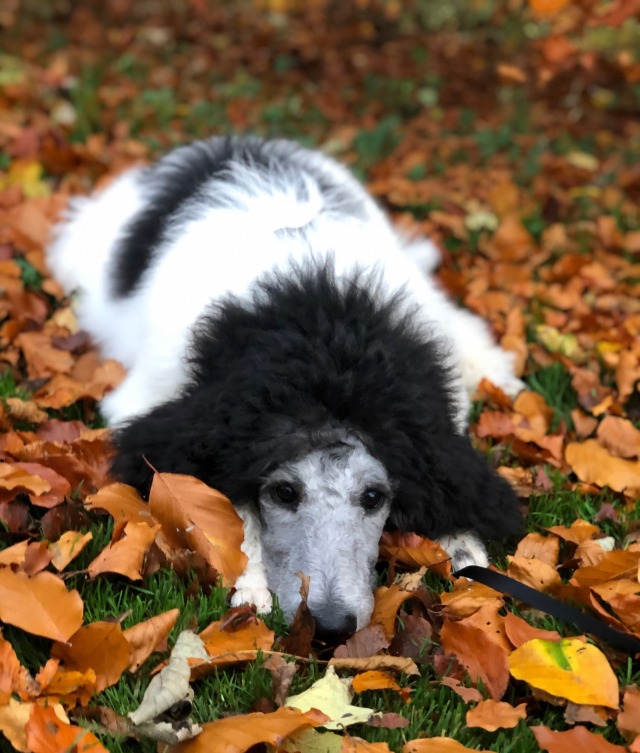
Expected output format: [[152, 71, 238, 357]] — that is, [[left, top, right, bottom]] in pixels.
[[48, 136, 523, 637]]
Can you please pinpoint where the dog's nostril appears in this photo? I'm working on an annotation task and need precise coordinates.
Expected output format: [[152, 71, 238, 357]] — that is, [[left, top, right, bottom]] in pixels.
[[314, 611, 358, 641]]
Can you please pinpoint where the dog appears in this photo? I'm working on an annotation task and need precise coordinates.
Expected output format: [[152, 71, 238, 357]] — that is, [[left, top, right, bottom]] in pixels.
[[48, 136, 524, 638]]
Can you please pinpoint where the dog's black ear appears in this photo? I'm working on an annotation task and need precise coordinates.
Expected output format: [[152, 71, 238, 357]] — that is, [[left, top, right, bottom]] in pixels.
[[110, 392, 219, 498], [385, 433, 523, 542]]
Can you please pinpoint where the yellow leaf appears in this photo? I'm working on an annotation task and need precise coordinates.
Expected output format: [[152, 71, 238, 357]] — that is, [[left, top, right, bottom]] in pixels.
[[508, 638, 619, 708]]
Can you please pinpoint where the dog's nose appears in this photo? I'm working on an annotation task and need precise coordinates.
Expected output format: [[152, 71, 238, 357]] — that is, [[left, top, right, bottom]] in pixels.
[[314, 610, 357, 641]]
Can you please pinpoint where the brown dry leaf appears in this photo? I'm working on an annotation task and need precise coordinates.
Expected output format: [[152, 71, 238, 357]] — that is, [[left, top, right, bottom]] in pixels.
[[564, 701, 608, 727], [351, 670, 402, 694], [263, 654, 299, 707], [571, 550, 640, 587], [123, 609, 180, 672], [84, 482, 154, 525], [16, 330, 75, 378], [378, 532, 450, 576], [329, 657, 420, 676], [334, 625, 390, 659], [547, 519, 599, 545], [566, 440, 640, 496], [0, 701, 69, 753], [504, 612, 561, 648], [440, 608, 511, 700], [439, 677, 483, 703], [42, 667, 97, 706], [506, 556, 561, 592], [0, 463, 51, 502], [370, 585, 416, 640], [441, 579, 504, 619], [169, 707, 328, 753], [52, 621, 130, 693], [26, 703, 109, 753], [514, 533, 560, 566], [0, 539, 29, 567], [619, 686, 640, 742], [403, 738, 492, 753], [0, 634, 31, 703], [88, 521, 161, 580], [196, 613, 274, 673], [4, 397, 48, 424], [466, 699, 527, 731], [150, 472, 246, 585], [48, 530, 93, 571], [0, 569, 82, 641], [531, 725, 628, 753], [597, 416, 640, 459], [342, 737, 392, 753]]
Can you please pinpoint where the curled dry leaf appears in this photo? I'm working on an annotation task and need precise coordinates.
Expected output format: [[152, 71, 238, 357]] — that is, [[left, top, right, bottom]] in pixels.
[[263, 654, 299, 707], [329, 656, 420, 676], [439, 677, 483, 704], [403, 738, 492, 753], [504, 612, 562, 648], [508, 638, 619, 709], [194, 613, 274, 675], [514, 532, 560, 567], [531, 725, 628, 753], [546, 519, 599, 545], [440, 579, 504, 619], [565, 440, 640, 496], [84, 482, 153, 525], [596, 416, 640, 460], [378, 532, 451, 577], [351, 670, 402, 694], [48, 530, 93, 571], [169, 706, 329, 753], [149, 472, 247, 585], [123, 608, 180, 672], [88, 521, 161, 580], [128, 630, 207, 743], [341, 736, 392, 753], [370, 585, 417, 640], [618, 686, 640, 741], [0, 569, 83, 642], [52, 621, 131, 693], [0, 634, 32, 702], [334, 624, 390, 659], [465, 699, 527, 732]]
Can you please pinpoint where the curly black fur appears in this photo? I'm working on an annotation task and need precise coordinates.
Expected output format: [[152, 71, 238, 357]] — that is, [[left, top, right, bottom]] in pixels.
[[112, 264, 523, 542]]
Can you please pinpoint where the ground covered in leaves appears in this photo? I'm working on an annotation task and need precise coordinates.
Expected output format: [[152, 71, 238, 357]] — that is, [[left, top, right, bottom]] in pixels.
[[1, 1, 640, 751]]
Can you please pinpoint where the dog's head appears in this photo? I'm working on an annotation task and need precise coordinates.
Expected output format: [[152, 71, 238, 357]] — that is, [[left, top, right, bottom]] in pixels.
[[256, 438, 391, 637]]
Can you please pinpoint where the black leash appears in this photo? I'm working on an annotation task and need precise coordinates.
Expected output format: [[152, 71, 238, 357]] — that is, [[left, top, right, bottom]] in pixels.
[[453, 565, 640, 655]]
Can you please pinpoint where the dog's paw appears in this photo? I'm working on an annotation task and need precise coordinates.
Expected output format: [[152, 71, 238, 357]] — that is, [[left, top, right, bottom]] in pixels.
[[437, 531, 488, 573], [458, 345, 524, 399], [231, 580, 273, 614]]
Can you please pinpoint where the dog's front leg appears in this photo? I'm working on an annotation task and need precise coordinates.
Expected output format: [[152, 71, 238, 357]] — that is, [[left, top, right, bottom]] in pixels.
[[437, 530, 489, 573], [231, 506, 273, 614]]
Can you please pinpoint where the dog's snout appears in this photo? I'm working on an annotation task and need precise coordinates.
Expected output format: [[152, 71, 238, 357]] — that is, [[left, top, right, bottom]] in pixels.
[[314, 608, 357, 641]]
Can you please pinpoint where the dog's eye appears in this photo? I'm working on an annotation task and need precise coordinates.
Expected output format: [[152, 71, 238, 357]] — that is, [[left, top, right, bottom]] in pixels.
[[360, 488, 386, 510], [271, 483, 300, 506]]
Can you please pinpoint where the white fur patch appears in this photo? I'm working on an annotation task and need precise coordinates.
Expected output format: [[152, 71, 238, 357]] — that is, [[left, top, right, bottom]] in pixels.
[[437, 530, 489, 572]]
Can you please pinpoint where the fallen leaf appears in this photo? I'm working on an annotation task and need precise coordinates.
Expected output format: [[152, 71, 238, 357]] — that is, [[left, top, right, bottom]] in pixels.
[[504, 612, 562, 648], [52, 621, 130, 693], [351, 671, 402, 694], [531, 725, 627, 753], [566, 440, 640, 496], [48, 530, 93, 571], [329, 657, 420, 676], [465, 699, 527, 731], [0, 569, 83, 641], [123, 608, 180, 672], [508, 638, 619, 708], [370, 585, 418, 640], [88, 521, 161, 580], [619, 686, 640, 741], [26, 704, 108, 753], [150, 473, 246, 585], [597, 416, 640, 459], [403, 738, 492, 753]]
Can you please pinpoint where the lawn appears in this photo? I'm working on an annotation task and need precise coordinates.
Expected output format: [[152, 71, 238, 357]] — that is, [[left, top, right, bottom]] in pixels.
[[1, 1, 640, 752]]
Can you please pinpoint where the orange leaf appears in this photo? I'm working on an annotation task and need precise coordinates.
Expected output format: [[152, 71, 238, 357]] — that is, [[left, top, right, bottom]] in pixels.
[[441, 579, 504, 619], [25, 703, 109, 753], [597, 416, 640, 460], [440, 606, 510, 700], [329, 657, 419, 675], [150, 473, 247, 585], [514, 533, 559, 567], [531, 725, 627, 753], [49, 530, 93, 571], [566, 440, 640, 496], [506, 556, 561, 592], [195, 615, 275, 674], [84, 482, 154, 525], [0, 635, 31, 703], [378, 532, 450, 576], [123, 608, 180, 672], [169, 706, 327, 753], [88, 521, 160, 580], [404, 738, 492, 753], [0, 569, 83, 642], [466, 699, 527, 732], [571, 549, 640, 587], [619, 687, 640, 742], [343, 737, 392, 753], [352, 670, 401, 694], [504, 612, 561, 648], [547, 519, 599, 545], [370, 585, 416, 640], [52, 622, 130, 693]]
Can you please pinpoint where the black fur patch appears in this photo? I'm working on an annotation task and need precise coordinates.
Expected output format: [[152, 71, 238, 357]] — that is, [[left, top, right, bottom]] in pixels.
[[112, 264, 523, 543]]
